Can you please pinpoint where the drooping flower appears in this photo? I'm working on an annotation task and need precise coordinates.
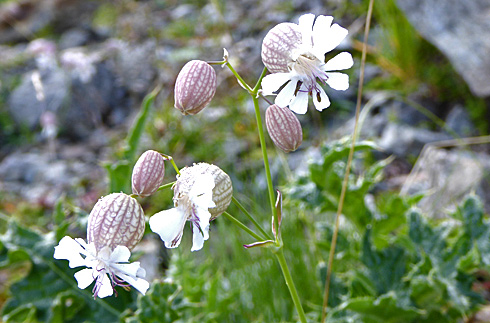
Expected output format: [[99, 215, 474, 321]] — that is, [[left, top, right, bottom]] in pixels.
[[54, 193, 149, 298], [87, 193, 146, 252], [149, 163, 232, 251], [265, 104, 303, 152], [54, 236, 149, 298], [261, 14, 354, 114], [174, 60, 217, 115], [132, 150, 166, 197]]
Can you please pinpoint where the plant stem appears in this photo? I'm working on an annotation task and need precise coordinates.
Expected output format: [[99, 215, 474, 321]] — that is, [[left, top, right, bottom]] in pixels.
[[232, 196, 272, 240], [157, 181, 176, 191], [251, 95, 277, 236], [161, 154, 181, 175], [275, 249, 308, 323], [222, 211, 264, 241], [227, 64, 306, 322], [226, 62, 253, 92], [253, 67, 268, 93], [321, 0, 375, 321]]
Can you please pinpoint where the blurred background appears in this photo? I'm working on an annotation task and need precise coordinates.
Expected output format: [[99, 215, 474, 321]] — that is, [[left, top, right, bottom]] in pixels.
[[0, 0, 489, 322]]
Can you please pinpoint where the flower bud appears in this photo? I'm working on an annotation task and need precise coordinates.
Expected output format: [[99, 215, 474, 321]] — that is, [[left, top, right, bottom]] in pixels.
[[132, 150, 166, 197], [174, 60, 217, 115], [266, 104, 303, 152], [261, 23, 302, 73], [87, 193, 145, 252], [174, 163, 232, 220]]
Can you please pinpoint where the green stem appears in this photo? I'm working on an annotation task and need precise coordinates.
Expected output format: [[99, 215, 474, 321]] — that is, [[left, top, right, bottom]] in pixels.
[[232, 196, 272, 240], [161, 154, 181, 175], [226, 62, 253, 93], [253, 67, 268, 93], [222, 211, 264, 241], [275, 249, 308, 323], [157, 181, 176, 191], [227, 64, 306, 323], [251, 95, 277, 237]]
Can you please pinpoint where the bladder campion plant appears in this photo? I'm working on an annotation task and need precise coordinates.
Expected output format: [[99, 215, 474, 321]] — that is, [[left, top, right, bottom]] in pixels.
[[52, 12, 355, 322]]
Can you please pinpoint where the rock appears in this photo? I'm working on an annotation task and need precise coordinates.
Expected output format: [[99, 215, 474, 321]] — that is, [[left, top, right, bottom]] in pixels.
[[7, 43, 131, 138], [0, 0, 97, 44], [59, 28, 92, 49], [401, 147, 490, 218], [445, 104, 477, 137], [397, 0, 490, 97], [64, 61, 130, 137], [378, 123, 451, 157], [114, 40, 156, 95], [8, 68, 70, 129], [0, 150, 104, 208]]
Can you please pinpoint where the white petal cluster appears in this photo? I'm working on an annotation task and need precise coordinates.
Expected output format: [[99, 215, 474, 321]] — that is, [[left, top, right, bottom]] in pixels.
[[261, 14, 353, 114], [54, 236, 149, 298], [149, 173, 216, 252]]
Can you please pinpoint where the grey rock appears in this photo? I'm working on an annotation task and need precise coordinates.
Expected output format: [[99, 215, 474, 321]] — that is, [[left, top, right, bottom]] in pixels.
[[65, 62, 129, 137], [378, 123, 451, 157], [8, 68, 70, 129], [0, 0, 97, 44], [8, 59, 130, 138], [114, 40, 156, 95], [0, 150, 104, 208], [401, 147, 490, 218], [445, 104, 477, 137], [397, 0, 490, 97], [59, 28, 91, 49]]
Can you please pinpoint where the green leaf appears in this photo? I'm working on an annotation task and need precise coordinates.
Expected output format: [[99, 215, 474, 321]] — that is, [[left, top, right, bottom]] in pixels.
[[409, 276, 444, 310], [341, 292, 423, 323], [361, 230, 407, 294], [123, 281, 188, 323], [106, 86, 160, 193]]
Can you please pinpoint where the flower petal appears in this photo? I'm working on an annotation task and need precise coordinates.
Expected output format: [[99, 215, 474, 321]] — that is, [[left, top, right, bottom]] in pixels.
[[136, 267, 146, 278], [298, 14, 315, 48], [191, 223, 207, 252], [312, 15, 333, 51], [318, 24, 348, 54], [97, 246, 112, 262], [275, 79, 298, 108], [288, 91, 309, 114], [74, 268, 95, 289], [326, 72, 350, 91], [261, 73, 292, 95], [189, 173, 216, 209], [117, 271, 150, 295], [149, 208, 187, 249], [109, 245, 131, 263], [324, 52, 354, 71], [112, 262, 142, 278], [96, 274, 114, 298], [313, 87, 331, 111], [54, 236, 87, 268], [191, 206, 212, 252]]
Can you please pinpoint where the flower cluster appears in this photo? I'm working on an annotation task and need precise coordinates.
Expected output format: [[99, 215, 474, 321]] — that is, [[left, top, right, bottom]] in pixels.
[[53, 11, 348, 301], [54, 150, 232, 298]]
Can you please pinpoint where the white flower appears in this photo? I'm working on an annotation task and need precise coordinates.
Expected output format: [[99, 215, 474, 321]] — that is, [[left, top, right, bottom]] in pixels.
[[149, 173, 216, 252], [261, 14, 354, 114], [54, 236, 149, 298]]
